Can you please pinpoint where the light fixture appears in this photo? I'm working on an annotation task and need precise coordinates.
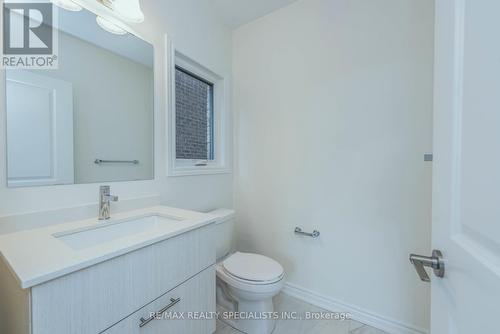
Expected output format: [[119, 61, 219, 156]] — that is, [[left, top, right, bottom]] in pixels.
[[53, 0, 144, 35], [111, 0, 144, 23], [96, 16, 127, 35], [51, 0, 82, 11]]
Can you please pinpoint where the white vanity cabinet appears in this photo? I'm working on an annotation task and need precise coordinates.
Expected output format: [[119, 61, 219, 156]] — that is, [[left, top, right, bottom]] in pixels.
[[0, 224, 216, 334], [103, 266, 215, 334]]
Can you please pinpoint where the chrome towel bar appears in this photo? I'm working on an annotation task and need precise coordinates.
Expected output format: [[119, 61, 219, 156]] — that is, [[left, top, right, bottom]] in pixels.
[[94, 159, 139, 165], [294, 227, 320, 238]]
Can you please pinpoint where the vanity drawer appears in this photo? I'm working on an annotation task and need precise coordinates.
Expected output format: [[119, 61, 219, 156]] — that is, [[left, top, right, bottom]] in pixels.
[[31, 225, 215, 334], [103, 266, 216, 334]]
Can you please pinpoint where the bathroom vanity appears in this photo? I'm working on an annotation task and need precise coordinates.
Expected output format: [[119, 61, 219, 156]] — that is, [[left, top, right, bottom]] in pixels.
[[0, 206, 218, 334]]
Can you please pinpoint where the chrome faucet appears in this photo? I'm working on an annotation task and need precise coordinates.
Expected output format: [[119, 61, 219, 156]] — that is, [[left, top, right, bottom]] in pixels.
[[98, 185, 119, 220]]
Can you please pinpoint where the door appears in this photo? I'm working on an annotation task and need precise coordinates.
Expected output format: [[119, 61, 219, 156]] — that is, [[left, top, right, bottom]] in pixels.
[[431, 0, 500, 333], [6, 70, 74, 187]]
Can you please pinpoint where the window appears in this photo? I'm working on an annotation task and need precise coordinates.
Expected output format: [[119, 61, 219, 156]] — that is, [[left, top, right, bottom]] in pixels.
[[168, 50, 229, 176], [175, 67, 214, 161]]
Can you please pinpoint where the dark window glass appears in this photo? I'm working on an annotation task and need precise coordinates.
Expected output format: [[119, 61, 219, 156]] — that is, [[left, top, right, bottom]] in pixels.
[[175, 66, 214, 160]]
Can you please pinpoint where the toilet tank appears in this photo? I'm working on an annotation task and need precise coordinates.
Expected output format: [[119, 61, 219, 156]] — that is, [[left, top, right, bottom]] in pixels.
[[207, 209, 236, 261]]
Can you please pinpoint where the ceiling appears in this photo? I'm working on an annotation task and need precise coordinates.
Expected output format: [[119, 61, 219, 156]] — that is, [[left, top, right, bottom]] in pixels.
[[212, 0, 299, 29]]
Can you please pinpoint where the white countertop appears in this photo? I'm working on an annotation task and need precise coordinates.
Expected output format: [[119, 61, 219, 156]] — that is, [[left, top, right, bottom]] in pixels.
[[0, 206, 218, 289]]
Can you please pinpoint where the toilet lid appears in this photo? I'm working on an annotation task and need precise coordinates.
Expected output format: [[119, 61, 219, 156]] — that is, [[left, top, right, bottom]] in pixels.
[[223, 252, 284, 282]]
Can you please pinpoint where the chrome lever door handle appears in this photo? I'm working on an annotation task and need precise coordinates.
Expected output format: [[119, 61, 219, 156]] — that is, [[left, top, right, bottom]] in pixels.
[[409, 249, 445, 282], [410, 256, 432, 282]]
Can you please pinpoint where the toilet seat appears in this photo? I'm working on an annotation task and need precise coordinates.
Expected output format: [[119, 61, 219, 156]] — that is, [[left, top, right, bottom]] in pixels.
[[222, 252, 284, 283], [217, 252, 285, 294], [216, 264, 284, 295]]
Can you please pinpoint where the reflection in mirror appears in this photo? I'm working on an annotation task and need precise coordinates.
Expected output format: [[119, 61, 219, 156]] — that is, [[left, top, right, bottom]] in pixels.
[[5, 7, 154, 187]]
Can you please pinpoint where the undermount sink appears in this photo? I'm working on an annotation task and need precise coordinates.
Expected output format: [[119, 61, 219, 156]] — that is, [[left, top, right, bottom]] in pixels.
[[53, 214, 183, 250]]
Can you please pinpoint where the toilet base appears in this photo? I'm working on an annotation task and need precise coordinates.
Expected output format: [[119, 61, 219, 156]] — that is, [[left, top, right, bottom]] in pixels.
[[216, 279, 278, 334], [217, 304, 277, 334]]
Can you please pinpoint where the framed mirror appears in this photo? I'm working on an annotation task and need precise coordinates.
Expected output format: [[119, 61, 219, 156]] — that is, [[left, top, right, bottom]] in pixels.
[[5, 6, 154, 187]]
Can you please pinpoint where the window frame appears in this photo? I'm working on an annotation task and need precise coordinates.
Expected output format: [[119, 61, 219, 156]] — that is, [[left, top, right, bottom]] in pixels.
[[167, 48, 230, 176]]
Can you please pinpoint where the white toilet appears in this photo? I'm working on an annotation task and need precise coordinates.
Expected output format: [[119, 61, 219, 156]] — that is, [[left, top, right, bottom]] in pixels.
[[211, 209, 285, 334]]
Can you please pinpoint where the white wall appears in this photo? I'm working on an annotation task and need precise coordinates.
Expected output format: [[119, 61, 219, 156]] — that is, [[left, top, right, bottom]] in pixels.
[[136, 0, 233, 212], [233, 0, 433, 332], [0, 0, 233, 224]]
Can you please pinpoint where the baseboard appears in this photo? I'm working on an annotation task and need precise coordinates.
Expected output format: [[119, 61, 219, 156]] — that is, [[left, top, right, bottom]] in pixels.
[[282, 282, 429, 334]]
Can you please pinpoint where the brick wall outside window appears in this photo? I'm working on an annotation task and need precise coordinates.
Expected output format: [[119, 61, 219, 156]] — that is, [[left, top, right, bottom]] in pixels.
[[175, 67, 213, 160]]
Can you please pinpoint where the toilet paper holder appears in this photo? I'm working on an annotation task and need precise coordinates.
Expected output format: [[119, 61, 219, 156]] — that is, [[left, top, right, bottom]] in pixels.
[[294, 227, 320, 238]]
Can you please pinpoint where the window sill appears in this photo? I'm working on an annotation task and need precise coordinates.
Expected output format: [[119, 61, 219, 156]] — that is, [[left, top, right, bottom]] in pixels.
[[167, 166, 231, 177]]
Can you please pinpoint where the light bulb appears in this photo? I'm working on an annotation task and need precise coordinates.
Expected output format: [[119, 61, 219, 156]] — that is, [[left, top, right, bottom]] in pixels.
[[96, 16, 127, 35], [112, 0, 144, 23]]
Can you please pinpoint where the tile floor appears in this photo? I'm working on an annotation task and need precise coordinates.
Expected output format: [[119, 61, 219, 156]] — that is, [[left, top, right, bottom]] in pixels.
[[215, 293, 387, 334]]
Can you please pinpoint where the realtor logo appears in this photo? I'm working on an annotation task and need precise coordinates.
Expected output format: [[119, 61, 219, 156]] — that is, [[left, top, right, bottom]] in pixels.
[[2, 1, 58, 69]]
